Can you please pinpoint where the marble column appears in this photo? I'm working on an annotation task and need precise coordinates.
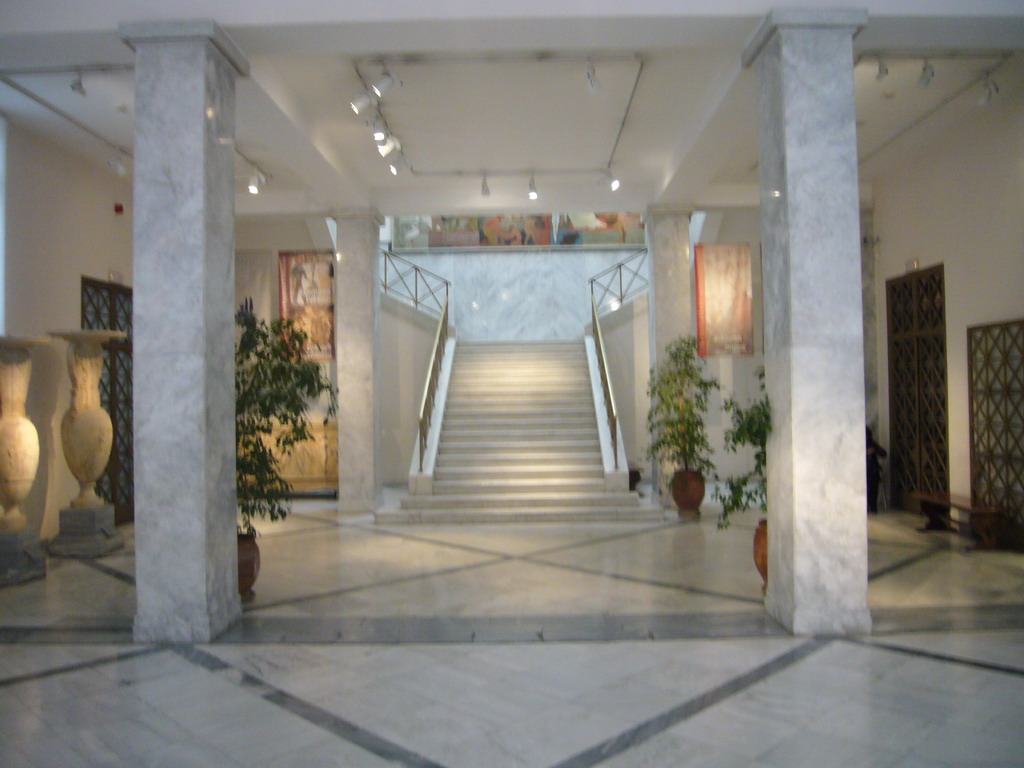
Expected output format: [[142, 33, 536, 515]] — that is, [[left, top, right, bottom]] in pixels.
[[334, 212, 383, 513], [645, 209, 694, 505], [121, 20, 248, 642], [743, 9, 871, 634]]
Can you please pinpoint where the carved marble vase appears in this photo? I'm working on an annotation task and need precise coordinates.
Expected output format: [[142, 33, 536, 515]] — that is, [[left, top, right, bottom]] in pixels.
[[0, 336, 50, 532], [50, 330, 126, 508]]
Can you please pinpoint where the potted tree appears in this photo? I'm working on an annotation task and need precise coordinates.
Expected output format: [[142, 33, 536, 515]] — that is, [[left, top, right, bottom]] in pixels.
[[713, 368, 772, 588], [646, 335, 719, 515], [235, 299, 337, 599]]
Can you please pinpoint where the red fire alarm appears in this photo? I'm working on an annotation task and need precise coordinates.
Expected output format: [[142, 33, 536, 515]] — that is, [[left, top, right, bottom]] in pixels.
[[114, 203, 124, 215]]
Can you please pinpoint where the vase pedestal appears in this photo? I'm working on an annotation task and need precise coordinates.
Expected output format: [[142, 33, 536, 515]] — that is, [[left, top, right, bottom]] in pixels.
[[47, 330, 127, 558], [47, 505, 122, 557], [0, 530, 46, 586]]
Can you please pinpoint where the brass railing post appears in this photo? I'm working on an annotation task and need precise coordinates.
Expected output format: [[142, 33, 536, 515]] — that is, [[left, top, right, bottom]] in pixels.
[[591, 295, 619, 470]]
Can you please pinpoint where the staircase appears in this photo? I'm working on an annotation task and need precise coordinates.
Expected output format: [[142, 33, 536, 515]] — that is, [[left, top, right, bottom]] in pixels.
[[385, 340, 661, 523]]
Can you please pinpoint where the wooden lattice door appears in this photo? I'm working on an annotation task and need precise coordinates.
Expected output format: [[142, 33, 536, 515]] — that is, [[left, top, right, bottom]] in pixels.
[[81, 277, 133, 524], [886, 265, 949, 507], [969, 318, 1024, 543]]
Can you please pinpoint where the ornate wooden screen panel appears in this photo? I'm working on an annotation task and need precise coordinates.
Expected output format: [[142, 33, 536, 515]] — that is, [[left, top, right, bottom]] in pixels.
[[886, 265, 949, 506], [81, 277, 134, 524], [969, 318, 1024, 539]]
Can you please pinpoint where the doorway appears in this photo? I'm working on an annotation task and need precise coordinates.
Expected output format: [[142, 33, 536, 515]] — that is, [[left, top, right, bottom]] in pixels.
[[886, 264, 949, 507]]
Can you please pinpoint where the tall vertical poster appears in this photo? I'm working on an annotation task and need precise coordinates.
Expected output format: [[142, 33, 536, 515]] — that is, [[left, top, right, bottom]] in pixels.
[[278, 251, 335, 361], [694, 243, 754, 357]]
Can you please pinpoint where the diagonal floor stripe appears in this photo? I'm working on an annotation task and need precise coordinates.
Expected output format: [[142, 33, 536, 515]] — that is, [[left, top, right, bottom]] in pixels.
[[547, 638, 830, 768]]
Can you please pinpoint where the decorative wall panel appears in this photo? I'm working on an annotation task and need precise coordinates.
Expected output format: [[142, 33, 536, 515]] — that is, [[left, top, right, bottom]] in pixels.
[[969, 318, 1024, 539], [886, 265, 948, 507], [81, 277, 133, 523]]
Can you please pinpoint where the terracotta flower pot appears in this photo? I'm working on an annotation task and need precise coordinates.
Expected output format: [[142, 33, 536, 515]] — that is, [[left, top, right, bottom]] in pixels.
[[670, 469, 705, 515], [753, 518, 768, 593], [237, 533, 260, 601]]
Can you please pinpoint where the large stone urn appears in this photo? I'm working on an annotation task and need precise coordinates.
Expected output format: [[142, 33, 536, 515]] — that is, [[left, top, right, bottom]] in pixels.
[[0, 336, 49, 585], [47, 330, 126, 557]]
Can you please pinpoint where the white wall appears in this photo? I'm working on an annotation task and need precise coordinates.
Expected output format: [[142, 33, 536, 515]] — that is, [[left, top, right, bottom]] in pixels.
[[872, 94, 1024, 498], [5, 124, 133, 538]]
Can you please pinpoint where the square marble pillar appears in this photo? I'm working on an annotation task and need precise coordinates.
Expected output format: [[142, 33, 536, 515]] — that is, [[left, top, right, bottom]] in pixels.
[[645, 210, 695, 505], [645, 209, 694, 366], [334, 212, 383, 513], [121, 21, 248, 642], [743, 9, 872, 635]]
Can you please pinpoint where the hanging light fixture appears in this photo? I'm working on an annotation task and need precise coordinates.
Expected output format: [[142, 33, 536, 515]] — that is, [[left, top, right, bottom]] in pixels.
[[585, 61, 600, 93], [70, 72, 86, 96], [370, 115, 387, 142], [528, 174, 538, 200], [371, 69, 396, 98], [875, 56, 889, 81], [917, 60, 935, 88], [107, 155, 128, 177], [377, 134, 400, 157], [978, 77, 1000, 106], [247, 170, 266, 195], [481, 175, 490, 197], [605, 172, 620, 192], [350, 92, 373, 114]]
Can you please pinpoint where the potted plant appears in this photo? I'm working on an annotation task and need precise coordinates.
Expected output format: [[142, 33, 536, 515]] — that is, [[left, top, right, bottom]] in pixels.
[[646, 335, 719, 514], [235, 299, 337, 599], [712, 368, 772, 588]]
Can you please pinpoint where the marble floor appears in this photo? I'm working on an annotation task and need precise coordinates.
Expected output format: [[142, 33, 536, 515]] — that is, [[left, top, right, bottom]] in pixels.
[[1, 489, 1022, 767]]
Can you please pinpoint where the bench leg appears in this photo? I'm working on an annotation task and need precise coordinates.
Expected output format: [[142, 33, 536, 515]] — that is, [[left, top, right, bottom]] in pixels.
[[918, 500, 953, 532]]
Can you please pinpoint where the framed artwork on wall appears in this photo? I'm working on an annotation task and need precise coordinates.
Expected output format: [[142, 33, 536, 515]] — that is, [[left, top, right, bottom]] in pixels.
[[278, 251, 335, 361], [694, 243, 754, 357]]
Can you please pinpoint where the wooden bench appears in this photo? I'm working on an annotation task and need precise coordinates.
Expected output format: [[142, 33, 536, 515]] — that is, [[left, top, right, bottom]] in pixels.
[[910, 491, 1006, 550]]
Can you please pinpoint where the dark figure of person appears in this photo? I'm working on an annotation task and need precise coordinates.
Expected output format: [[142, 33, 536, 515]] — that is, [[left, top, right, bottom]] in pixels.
[[866, 426, 887, 514]]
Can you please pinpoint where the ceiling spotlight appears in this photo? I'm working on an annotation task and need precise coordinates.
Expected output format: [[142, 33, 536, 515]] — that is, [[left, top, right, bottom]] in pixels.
[[605, 172, 620, 192], [481, 175, 490, 197], [875, 56, 888, 81], [978, 77, 1000, 106], [247, 170, 266, 195], [389, 162, 399, 176], [917, 60, 935, 89], [370, 115, 387, 142], [377, 135, 400, 157], [371, 70, 396, 99], [350, 92, 373, 115], [107, 156, 128, 177], [528, 174, 538, 201], [586, 61, 600, 93], [70, 73, 86, 96]]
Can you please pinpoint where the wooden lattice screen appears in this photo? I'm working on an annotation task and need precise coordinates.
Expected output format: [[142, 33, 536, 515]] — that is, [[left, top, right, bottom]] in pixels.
[[969, 317, 1024, 543], [886, 265, 949, 507], [82, 277, 134, 524]]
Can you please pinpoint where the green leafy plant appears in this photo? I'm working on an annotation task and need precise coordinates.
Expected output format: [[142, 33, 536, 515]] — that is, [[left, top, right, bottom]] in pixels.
[[646, 336, 719, 476], [235, 299, 337, 536], [713, 368, 772, 529]]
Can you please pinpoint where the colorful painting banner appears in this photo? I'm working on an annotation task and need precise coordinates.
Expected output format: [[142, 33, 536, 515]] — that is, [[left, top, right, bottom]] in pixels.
[[278, 251, 335, 361], [555, 213, 644, 246], [695, 243, 754, 357], [478, 215, 551, 246]]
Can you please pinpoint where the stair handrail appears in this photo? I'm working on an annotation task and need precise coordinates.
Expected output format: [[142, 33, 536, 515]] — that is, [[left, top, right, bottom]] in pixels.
[[591, 295, 619, 470], [589, 248, 648, 315], [381, 249, 450, 316], [418, 297, 449, 471]]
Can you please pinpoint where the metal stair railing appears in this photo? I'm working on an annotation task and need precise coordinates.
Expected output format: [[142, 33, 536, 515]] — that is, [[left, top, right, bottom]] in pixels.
[[381, 249, 450, 317], [417, 298, 449, 472], [589, 248, 648, 315], [591, 295, 619, 470]]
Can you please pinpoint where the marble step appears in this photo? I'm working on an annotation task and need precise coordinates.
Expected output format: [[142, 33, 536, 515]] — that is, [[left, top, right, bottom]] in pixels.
[[437, 451, 603, 465], [378, 507, 665, 524], [445, 404, 594, 418], [441, 429, 599, 444], [432, 478, 608, 495], [434, 465, 604, 481], [438, 439, 598, 453], [444, 397, 593, 410], [400, 491, 640, 510], [441, 416, 596, 431]]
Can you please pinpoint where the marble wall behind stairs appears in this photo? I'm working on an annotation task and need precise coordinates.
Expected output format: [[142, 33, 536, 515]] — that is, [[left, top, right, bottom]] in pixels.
[[401, 249, 635, 341]]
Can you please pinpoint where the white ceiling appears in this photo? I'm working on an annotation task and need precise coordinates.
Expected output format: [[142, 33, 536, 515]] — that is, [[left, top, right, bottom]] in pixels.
[[0, 2, 1022, 219]]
